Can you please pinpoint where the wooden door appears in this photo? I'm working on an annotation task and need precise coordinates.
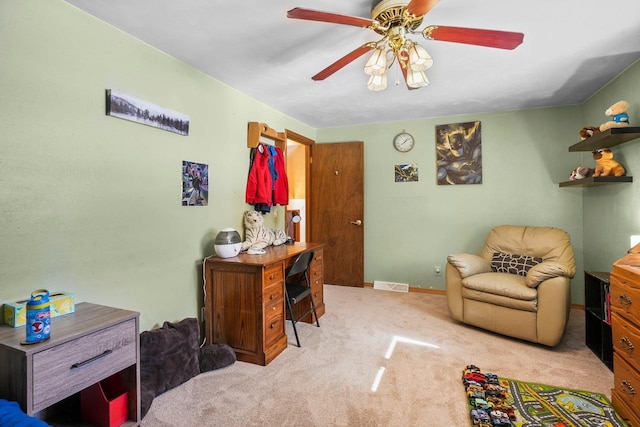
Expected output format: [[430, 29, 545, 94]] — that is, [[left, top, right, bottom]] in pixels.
[[309, 142, 364, 287]]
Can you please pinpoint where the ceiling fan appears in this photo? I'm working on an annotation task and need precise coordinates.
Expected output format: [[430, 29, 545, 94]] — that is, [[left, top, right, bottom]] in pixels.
[[287, 0, 524, 91]]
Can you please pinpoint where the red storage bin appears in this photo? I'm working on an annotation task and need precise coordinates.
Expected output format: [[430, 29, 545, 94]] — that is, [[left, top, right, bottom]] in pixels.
[[81, 374, 128, 427]]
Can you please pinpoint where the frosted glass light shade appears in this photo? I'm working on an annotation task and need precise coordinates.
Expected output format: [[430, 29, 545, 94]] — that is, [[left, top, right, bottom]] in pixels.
[[367, 72, 387, 91], [364, 47, 387, 76], [406, 66, 429, 88], [408, 44, 433, 71]]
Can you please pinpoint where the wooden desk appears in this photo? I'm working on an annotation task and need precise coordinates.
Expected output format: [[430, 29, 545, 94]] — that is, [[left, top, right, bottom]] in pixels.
[[204, 242, 324, 365]]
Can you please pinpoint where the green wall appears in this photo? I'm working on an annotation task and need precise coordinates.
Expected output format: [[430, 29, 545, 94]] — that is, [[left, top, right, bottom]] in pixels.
[[317, 108, 586, 299], [0, 0, 313, 331], [581, 60, 640, 270], [317, 60, 639, 302], [1, 1, 637, 331]]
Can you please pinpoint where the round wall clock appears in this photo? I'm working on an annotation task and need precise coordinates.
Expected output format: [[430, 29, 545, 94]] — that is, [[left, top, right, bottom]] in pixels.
[[393, 132, 415, 152]]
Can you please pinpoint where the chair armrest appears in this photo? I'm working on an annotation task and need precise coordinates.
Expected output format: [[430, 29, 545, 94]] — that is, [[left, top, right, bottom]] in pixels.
[[446, 253, 491, 278], [525, 261, 575, 288]]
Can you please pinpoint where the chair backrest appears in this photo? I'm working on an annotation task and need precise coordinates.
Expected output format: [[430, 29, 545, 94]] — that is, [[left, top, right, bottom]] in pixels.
[[286, 251, 315, 279], [479, 225, 575, 273]]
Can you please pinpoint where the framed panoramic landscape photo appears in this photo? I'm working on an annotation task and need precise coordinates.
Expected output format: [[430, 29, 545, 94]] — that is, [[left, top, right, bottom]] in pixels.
[[106, 89, 190, 136]]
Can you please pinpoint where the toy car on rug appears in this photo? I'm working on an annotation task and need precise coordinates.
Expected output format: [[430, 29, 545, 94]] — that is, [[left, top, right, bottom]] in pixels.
[[462, 365, 515, 427]]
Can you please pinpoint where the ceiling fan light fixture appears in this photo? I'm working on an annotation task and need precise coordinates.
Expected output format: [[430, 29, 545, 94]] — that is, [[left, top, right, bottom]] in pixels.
[[367, 72, 388, 91], [408, 43, 433, 71], [406, 66, 429, 88], [287, 5, 525, 91], [364, 47, 388, 75]]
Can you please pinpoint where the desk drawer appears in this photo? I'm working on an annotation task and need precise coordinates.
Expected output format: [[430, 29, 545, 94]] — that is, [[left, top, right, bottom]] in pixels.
[[612, 388, 640, 427], [611, 273, 640, 325], [310, 249, 323, 286], [32, 319, 137, 412], [263, 264, 284, 287], [310, 266, 323, 287], [613, 353, 640, 417], [264, 299, 284, 348], [612, 315, 640, 373], [312, 250, 323, 265], [264, 281, 284, 308]]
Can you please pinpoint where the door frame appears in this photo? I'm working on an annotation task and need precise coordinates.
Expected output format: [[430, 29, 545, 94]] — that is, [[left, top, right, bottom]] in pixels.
[[285, 129, 314, 242]]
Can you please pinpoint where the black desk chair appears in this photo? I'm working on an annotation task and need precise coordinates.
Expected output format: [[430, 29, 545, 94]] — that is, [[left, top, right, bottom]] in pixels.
[[285, 250, 320, 347]]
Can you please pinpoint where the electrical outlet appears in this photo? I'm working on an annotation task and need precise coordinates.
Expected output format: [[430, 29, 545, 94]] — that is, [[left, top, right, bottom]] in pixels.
[[434, 265, 441, 276]]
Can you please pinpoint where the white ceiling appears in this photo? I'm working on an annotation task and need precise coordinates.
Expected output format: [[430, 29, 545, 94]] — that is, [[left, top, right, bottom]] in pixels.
[[64, 0, 640, 129]]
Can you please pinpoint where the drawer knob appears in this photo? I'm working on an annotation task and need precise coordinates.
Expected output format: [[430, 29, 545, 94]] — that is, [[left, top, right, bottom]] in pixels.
[[270, 323, 276, 329], [618, 294, 632, 307], [621, 380, 636, 396], [272, 306, 276, 311], [269, 275, 275, 280], [620, 336, 635, 351], [71, 349, 112, 369]]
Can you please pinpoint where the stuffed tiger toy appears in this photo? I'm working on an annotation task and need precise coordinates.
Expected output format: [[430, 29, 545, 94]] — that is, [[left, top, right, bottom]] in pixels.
[[241, 211, 287, 251]]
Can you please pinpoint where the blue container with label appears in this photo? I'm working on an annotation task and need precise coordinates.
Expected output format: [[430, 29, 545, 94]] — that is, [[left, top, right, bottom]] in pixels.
[[26, 289, 51, 343]]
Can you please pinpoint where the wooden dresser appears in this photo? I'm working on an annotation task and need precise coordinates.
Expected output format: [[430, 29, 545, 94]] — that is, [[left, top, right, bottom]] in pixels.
[[204, 242, 324, 366], [610, 243, 640, 426], [0, 302, 140, 425]]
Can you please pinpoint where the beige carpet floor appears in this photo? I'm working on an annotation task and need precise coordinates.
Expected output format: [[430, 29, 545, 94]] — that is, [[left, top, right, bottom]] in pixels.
[[141, 285, 614, 426]]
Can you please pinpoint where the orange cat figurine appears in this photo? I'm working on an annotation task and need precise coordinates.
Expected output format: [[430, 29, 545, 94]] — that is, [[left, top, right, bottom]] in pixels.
[[592, 148, 625, 177]]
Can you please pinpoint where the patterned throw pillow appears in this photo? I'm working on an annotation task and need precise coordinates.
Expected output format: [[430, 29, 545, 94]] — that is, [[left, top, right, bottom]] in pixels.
[[491, 252, 542, 276]]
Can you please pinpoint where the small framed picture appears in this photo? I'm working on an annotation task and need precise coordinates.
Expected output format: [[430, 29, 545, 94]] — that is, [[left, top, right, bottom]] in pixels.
[[395, 164, 418, 182], [182, 161, 208, 206]]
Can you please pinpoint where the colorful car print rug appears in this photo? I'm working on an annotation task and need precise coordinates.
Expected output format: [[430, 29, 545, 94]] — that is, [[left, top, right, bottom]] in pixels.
[[501, 378, 628, 427], [462, 365, 628, 427]]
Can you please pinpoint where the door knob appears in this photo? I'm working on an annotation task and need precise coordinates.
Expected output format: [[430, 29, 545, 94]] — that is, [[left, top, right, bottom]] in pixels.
[[350, 220, 362, 226]]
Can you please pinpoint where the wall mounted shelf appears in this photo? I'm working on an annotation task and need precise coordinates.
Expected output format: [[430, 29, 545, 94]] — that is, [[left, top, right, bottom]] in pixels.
[[568, 127, 640, 152], [559, 176, 633, 187], [559, 127, 639, 187]]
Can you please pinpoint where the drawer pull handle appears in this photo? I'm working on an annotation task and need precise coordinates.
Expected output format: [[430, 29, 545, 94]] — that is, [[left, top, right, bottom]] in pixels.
[[272, 306, 276, 311], [71, 349, 112, 369], [618, 294, 632, 307], [621, 380, 636, 396], [270, 323, 276, 329], [620, 336, 635, 351]]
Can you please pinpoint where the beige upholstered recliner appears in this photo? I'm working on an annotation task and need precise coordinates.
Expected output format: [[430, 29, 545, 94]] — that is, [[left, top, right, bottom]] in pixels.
[[446, 225, 576, 347]]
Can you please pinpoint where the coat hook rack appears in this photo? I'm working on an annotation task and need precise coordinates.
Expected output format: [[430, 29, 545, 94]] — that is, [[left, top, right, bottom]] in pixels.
[[247, 122, 286, 151]]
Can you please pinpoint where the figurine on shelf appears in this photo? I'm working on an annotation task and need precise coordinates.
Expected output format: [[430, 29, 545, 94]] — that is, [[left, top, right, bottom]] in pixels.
[[599, 100, 630, 132], [578, 126, 601, 140], [592, 148, 626, 177], [569, 166, 594, 181]]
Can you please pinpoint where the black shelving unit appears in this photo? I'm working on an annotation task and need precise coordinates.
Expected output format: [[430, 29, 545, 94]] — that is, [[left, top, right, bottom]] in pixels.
[[584, 271, 613, 370]]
